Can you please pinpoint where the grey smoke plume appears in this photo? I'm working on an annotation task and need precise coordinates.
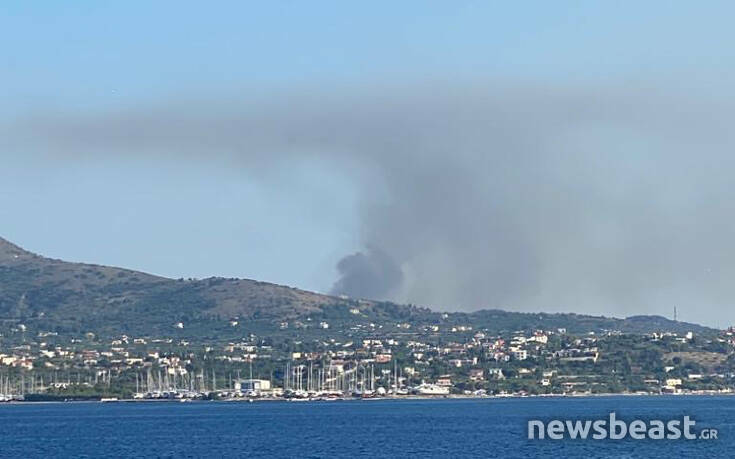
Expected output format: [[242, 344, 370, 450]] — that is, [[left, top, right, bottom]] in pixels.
[[6, 82, 735, 322], [330, 246, 403, 300]]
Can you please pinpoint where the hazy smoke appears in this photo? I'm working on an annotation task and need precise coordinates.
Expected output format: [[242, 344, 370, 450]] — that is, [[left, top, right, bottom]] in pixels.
[[6, 82, 735, 322], [330, 246, 403, 299]]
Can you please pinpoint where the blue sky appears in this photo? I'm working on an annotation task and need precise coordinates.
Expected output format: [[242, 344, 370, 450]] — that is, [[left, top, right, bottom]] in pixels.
[[4, 0, 734, 112], [2, 2, 735, 324]]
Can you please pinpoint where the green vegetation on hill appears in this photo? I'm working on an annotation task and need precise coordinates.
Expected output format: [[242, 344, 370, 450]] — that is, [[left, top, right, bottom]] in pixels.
[[0, 237, 716, 342]]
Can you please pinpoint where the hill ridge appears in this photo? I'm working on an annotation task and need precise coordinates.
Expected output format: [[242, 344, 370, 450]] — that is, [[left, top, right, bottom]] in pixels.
[[0, 236, 717, 338]]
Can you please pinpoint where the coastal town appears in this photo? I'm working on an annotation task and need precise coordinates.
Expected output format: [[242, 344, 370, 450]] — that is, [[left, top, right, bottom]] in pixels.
[[3, 237, 731, 403], [2, 318, 735, 402]]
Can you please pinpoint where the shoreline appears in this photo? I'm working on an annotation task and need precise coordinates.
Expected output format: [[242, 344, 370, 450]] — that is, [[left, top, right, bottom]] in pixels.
[[2, 391, 734, 405]]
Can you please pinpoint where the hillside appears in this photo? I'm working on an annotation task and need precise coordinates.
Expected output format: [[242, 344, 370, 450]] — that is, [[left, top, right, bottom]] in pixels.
[[0, 237, 339, 335], [0, 237, 716, 339]]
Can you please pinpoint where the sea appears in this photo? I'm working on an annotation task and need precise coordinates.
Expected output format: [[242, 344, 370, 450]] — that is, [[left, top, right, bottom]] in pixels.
[[0, 395, 732, 458]]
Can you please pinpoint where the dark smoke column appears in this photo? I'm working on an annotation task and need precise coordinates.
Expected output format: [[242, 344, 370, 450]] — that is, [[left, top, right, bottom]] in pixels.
[[330, 246, 404, 300]]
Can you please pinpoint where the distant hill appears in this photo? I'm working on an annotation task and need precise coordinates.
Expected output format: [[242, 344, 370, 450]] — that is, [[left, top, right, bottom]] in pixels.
[[0, 237, 717, 339], [434, 309, 715, 336], [0, 237, 338, 336]]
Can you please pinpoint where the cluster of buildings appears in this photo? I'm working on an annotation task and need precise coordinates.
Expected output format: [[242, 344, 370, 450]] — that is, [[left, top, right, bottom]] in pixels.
[[1, 321, 735, 400]]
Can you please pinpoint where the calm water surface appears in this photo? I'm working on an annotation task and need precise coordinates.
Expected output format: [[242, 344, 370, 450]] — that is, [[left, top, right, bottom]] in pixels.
[[1, 396, 733, 458]]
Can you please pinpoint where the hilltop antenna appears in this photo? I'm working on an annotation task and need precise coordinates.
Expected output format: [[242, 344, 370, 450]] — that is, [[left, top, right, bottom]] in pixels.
[[674, 306, 678, 322]]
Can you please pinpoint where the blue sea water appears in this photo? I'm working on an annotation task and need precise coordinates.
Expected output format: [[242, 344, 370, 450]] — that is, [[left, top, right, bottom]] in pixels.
[[0, 396, 732, 458]]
